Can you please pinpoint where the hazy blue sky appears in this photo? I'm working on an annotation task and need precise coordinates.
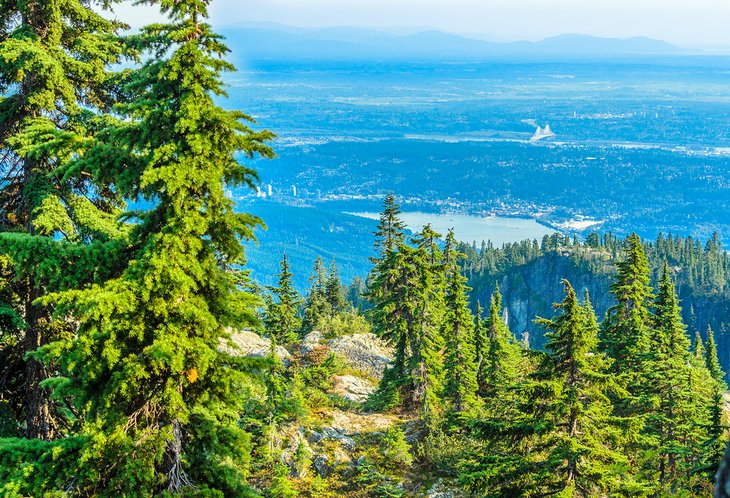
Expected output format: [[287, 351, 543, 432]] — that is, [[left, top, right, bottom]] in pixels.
[[113, 0, 730, 48]]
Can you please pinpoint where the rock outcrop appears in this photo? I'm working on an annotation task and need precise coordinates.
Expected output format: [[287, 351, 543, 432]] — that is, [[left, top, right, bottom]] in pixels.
[[331, 375, 377, 403], [300, 330, 325, 355], [327, 409, 400, 435], [328, 332, 393, 376], [222, 329, 291, 363]]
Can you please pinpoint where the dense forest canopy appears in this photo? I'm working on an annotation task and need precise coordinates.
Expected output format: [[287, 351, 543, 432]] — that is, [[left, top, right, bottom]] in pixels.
[[0, 1, 728, 497]]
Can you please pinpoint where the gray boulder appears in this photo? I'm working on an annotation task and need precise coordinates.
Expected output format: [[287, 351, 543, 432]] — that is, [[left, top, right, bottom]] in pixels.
[[331, 374, 377, 403], [222, 329, 291, 364], [313, 455, 331, 477], [329, 333, 393, 376], [300, 330, 325, 355], [308, 427, 356, 451]]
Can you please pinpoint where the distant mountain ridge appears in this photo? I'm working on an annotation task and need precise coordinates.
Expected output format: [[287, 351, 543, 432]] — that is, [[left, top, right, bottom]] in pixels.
[[219, 24, 683, 61]]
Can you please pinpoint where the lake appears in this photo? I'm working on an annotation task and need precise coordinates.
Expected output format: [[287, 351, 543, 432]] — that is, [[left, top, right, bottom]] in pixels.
[[348, 211, 556, 246]]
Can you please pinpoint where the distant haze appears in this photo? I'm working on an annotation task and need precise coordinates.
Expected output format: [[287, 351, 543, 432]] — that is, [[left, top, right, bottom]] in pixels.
[[113, 0, 730, 49]]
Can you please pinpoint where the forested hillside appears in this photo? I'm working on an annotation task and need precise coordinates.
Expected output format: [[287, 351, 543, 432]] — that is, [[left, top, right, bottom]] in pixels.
[[461, 231, 730, 372], [0, 0, 728, 497]]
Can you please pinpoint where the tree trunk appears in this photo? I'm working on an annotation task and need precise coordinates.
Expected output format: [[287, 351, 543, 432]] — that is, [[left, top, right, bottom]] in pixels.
[[23, 287, 54, 440], [160, 418, 192, 492], [22, 151, 55, 440]]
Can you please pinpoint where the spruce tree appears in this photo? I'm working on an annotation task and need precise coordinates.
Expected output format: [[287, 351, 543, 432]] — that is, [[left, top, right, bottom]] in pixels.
[[442, 249, 478, 415], [265, 254, 301, 344], [600, 233, 654, 373], [408, 241, 445, 421], [301, 257, 329, 335], [645, 261, 698, 491], [694, 330, 706, 362], [325, 258, 347, 314], [37, 0, 275, 493], [699, 326, 727, 481], [530, 280, 636, 496], [473, 300, 488, 396], [370, 193, 406, 262], [368, 244, 413, 410], [0, 0, 125, 440], [482, 283, 522, 407], [369, 241, 444, 419], [443, 228, 459, 273], [366, 194, 406, 334], [599, 231, 655, 474], [706, 326, 724, 383], [408, 226, 446, 420]]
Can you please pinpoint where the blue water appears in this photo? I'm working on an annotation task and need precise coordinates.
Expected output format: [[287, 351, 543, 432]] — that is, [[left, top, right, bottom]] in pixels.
[[225, 58, 730, 246], [348, 211, 555, 246]]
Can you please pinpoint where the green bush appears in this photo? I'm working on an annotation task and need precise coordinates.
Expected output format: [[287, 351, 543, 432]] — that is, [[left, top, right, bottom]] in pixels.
[[380, 427, 413, 468]]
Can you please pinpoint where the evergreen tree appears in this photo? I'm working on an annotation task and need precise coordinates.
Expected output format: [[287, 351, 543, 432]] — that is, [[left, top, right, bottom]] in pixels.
[[599, 231, 656, 476], [370, 193, 406, 262], [325, 258, 347, 314], [482, 283, 522, 407], [472, 300, 488, 396], [645, 261, 698, 491], [442, 250, 478, 414], [301, 257, 329, 335], [442, 228, 459, 273], [368, 245, 413, 410], [706, 326, 724, 383], [0, 0, 125, 440], [530, 280, 636, 497], [694, 330, 706, 362], [369, 241, 444, 419], [36, 0, 275, 493], [366, 194, 405, 335], [347, 275, 367, 310], [265, 254, 301, 344], [600, 233, 654, 373], [408, 241, 445, 421], [698, 326, 727, 481]]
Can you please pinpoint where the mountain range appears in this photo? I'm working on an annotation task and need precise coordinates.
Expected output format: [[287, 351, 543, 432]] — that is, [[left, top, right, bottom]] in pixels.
[[219, 23, 684, 61]]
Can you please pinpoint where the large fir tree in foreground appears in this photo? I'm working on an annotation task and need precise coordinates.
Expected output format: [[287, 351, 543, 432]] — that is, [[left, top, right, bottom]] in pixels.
[[0, 0, 126, 441], [25, 0, 275, 494]]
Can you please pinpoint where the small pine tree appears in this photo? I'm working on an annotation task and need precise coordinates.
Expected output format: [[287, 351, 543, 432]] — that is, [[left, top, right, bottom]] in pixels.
[[482, 283, 522, 409], [325, 258, 347, 314], [442, 255, 478, 414], [301, 257, 329, 335], [601, 233, 654, 373], [473, 300, 488, 396], [699, 326, 728, 480], [265, 254, 302, 344]]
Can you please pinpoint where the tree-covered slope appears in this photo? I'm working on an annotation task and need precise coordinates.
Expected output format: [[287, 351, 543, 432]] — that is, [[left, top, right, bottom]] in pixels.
[[462, 233, 730, 373]]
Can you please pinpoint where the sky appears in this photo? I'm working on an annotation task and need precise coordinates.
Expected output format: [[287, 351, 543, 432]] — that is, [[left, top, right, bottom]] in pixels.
[[113, 0, 730, 49]]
